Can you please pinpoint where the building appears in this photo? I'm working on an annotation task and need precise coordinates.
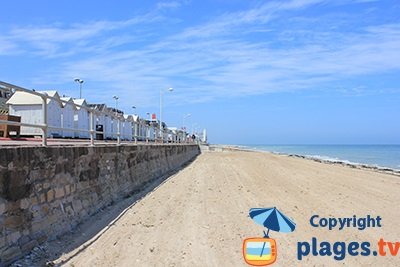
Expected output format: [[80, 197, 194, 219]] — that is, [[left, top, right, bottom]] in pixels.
[[0, 86, 12, 115], [168, 127, 187, 143], [7, 90, 63, 137], [60, 97, 76, 138], [122, 115, 133, 141], [106, 107, 123, 140], [131, 115, 144, 141], [2, 81, 189, 142], [72, 99, 90, 138], [89, 104, 110, 140]]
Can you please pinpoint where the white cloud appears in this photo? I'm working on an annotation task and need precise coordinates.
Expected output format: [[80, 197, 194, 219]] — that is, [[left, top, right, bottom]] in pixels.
[[0, 38, 19, 55], [156, 1, 185, 10], [1, 0, 399, 108], [5, 13, 162, 57]]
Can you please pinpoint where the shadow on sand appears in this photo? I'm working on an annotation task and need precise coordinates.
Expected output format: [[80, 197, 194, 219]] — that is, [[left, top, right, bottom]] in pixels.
[[12, 155, 199, 267]]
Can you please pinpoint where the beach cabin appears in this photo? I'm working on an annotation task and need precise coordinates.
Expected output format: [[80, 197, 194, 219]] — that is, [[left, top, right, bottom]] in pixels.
[[130, 115, 147, 141], [148, 121, 158, 142], [89, 104, 109, 140], [121, 115, 133, 141], [60, 97, 76, 138], [104, 107, 124, 140], [132, 115, 145, 141], [101, 113, 112, 139], [141, 120, 150, 141], [101, 107, 114, 139], [161, 122, 168, 142], [108, 115, 117, 140], [169, 128, 185, 143], [166, 128, 174, 143], [178, 129, 186, 143], [72, 99, 90, 138], [7, 90, 62, 137]]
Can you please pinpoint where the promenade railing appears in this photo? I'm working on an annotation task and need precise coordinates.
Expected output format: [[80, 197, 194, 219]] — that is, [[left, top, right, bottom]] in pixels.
[[0, 81, 192, 146]]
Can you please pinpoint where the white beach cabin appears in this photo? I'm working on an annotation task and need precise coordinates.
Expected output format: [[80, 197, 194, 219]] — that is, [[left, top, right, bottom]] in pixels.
[[60, 97, 76, 138], [89, 104, 109, 140], [122, 115, 133, 141], [132, 115, 144, 140], [148, 121, 158, 142], [7, 90, 62, 137], [73, 99, 90, 138], [105, 113, 115, 140], [106, 107, 124, 140]]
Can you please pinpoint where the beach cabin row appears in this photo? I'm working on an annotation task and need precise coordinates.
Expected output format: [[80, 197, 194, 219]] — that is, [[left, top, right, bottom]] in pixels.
[[7, 91, 91, 138], [121, 115, 159, 142], [89, 105, 142, 141], [6, 90, 187, 141]]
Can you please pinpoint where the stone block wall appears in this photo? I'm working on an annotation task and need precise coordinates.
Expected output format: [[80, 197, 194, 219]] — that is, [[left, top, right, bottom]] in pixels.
[[0, 144, 200, 265]]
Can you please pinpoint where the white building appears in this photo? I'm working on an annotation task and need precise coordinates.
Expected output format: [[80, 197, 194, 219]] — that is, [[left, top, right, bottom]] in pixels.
[[108, 115, 117, 140], [132, 115, 144, 140], [148, 121, 158, 142], [7, 90, 62, 137], [89, 104, 110, 140], [129, 115, 149, 141], [169, 127, 186, 143], [72, 99, 90, 138], [105, 107, 125, 140], [60, 97, 76, 138], [122, 115, 133, 141]]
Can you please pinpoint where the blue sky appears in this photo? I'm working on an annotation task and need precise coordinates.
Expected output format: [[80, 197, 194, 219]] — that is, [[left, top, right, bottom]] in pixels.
[[1, 0, 399, 144]]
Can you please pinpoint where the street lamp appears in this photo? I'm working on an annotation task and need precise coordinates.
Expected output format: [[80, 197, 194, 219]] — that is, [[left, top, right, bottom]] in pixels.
[[112, 95, 120, 144], [113, 95, 119, 116], [146, 112, 151, 121], [183, 113, 191, 130], [159, 87, 173, 142], [74, 78, 84, 99], [131, 106, 137, 143]]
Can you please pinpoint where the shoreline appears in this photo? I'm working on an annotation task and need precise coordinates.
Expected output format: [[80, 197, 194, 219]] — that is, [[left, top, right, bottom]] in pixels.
[[207, 144, 400, 177], [46, 147, 400, 266]]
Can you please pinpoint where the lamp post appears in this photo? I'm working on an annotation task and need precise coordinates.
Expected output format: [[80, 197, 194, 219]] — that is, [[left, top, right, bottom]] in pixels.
[[74, 78, 84, 99], [159, 87, 173, 143], [113, 95, 120, 144], [132, 106, 137, 115], [113, 95, 119, 116], [132, 106, 137, 143], [145, 112, 151, 143]]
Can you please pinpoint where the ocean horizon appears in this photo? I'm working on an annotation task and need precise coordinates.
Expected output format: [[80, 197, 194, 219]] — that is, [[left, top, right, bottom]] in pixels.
[[239, 144, 400, 171]]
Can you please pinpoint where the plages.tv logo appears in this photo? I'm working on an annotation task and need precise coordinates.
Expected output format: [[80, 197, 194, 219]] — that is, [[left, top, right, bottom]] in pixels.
[[243, 207, 296, 266]]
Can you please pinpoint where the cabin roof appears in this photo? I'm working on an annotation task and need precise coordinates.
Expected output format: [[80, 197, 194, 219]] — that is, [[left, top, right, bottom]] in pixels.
[[72, 99, 87, 110], [7, 90, 62, 107]]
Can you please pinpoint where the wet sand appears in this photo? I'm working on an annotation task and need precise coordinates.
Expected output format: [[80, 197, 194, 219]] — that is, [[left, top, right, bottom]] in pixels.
[[51, 149, 400, 266]]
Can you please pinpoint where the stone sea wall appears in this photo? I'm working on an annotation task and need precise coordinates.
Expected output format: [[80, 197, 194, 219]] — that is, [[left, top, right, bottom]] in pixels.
[[0, 144, 200, 265]]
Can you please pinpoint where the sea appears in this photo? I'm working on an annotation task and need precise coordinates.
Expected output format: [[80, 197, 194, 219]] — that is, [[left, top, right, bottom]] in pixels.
[[240, 145, 400, 171]]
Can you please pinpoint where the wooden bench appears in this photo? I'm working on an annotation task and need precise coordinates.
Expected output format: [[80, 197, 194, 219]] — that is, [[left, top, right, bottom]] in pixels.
[[0, 114, 21, 137]]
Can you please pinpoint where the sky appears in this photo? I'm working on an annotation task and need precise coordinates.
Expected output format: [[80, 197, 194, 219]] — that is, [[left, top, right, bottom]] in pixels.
[[1, 0, 399, 144]]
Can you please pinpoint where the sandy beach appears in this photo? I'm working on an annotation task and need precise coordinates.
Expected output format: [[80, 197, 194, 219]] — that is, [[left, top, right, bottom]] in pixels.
[[45, 149, 400, 267]]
